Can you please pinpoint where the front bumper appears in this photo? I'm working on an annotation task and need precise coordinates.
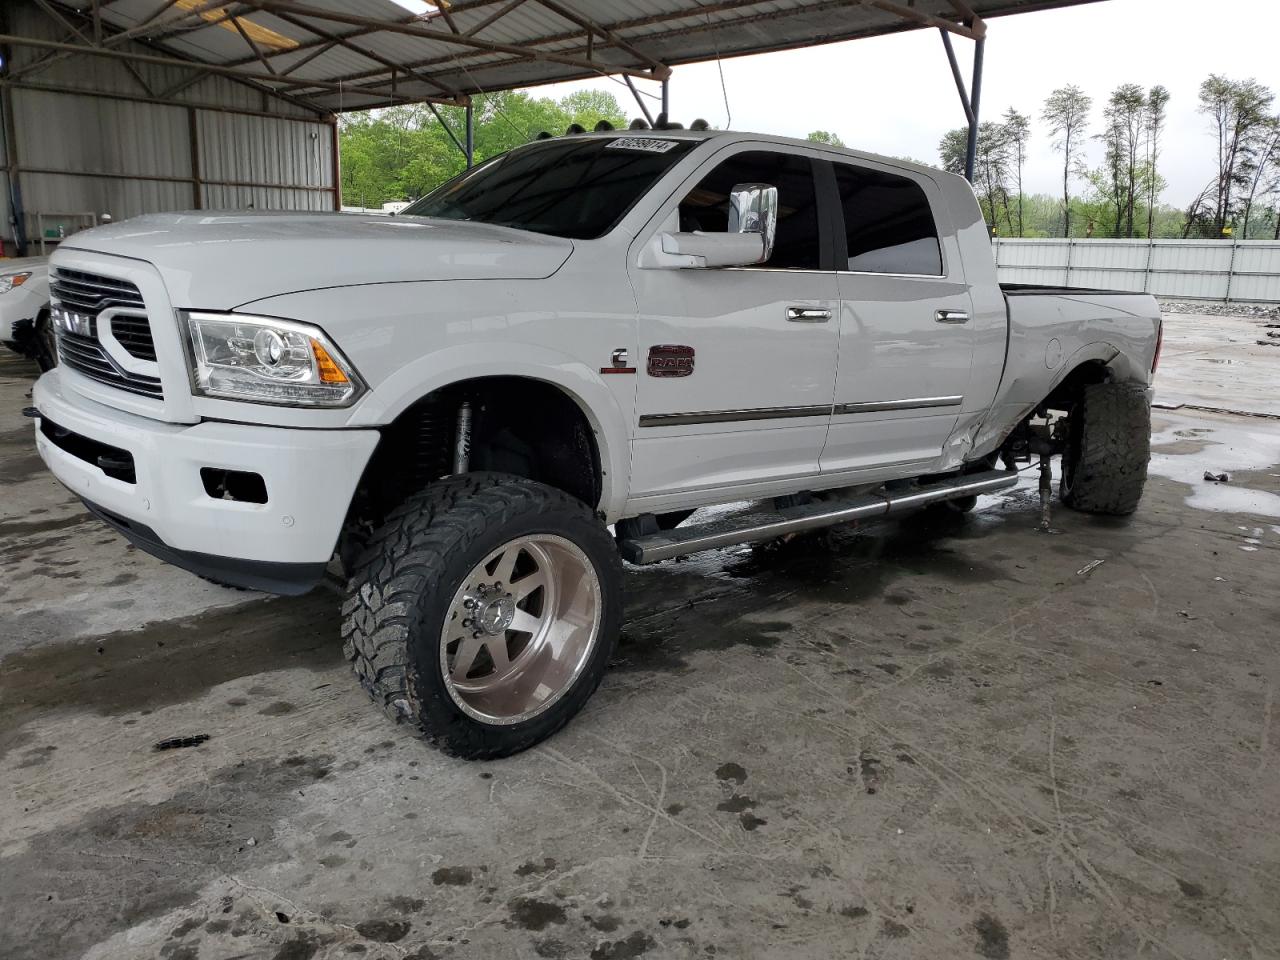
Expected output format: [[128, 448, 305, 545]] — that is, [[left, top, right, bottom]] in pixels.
[[33, 368, 379, 593]]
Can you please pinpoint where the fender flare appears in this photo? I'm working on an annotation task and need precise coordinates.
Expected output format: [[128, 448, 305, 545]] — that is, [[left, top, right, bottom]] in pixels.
[[347, 342, 632, 519]]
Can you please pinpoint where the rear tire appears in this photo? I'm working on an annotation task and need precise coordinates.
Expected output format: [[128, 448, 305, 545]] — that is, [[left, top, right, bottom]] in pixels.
[[1060, 381, 1150, 516], [342, 473, 622, 760]]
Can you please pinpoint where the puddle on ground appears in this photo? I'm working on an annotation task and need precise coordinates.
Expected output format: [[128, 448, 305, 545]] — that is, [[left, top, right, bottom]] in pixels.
[[1148, 412, 1280, 518]]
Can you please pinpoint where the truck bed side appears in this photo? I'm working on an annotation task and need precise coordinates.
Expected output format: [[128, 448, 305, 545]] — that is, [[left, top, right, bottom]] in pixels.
[[970, 285, 1161, 459]]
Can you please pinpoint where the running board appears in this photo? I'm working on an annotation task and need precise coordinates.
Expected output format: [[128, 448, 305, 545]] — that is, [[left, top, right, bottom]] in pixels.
[[618, 470, 1019, 565]]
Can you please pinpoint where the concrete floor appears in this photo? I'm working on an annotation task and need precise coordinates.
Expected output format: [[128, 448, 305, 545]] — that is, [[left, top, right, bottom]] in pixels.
[[1, 313, 1278, 960]]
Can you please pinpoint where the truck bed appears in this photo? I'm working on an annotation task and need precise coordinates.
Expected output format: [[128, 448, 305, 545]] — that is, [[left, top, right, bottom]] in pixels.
[[1001, 282, 1149, 298]]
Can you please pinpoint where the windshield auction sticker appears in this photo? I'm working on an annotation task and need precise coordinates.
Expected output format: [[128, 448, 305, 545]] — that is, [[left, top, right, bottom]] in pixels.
[[605, 137, 679, 153]]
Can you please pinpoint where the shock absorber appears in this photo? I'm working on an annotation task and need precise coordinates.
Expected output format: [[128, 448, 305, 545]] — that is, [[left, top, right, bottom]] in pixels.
[[453, 400, 473, 475]]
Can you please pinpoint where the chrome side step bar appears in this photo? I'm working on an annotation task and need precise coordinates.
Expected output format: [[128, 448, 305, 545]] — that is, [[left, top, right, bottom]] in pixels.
[[618, 470, 1019, 565]]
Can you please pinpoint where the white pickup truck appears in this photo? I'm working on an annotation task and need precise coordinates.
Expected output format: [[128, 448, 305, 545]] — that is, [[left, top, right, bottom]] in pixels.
[[32, 130, 1161, 758]]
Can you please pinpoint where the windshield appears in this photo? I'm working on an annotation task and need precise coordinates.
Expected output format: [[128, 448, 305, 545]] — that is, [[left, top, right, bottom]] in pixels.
[[401, 137, 697, 240]]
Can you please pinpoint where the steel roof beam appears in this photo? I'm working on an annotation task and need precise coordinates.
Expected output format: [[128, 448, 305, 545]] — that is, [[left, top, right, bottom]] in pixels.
[[533, 0, 667, 74], [243, 0, 670, 80], [267, 8, 464, 100], [0, 33, 465, 106], [465, 0, 529, 38], [276, 0, 977, 100]]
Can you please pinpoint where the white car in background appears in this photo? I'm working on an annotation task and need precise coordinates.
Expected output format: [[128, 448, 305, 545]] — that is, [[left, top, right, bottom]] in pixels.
[[0, 257, 55, 370]]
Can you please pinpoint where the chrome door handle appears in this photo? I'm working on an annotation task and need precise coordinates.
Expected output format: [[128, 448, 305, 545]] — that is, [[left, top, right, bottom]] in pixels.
[[787, 307, 832, 323], [935, 309, 969, 324]]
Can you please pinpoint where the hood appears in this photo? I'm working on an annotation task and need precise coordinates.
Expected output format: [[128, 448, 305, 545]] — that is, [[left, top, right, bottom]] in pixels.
[[58, 211, 574, 309]]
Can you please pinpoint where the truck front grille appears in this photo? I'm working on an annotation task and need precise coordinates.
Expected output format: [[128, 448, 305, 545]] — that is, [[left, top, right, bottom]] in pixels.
[[50, 268, 163, 399]]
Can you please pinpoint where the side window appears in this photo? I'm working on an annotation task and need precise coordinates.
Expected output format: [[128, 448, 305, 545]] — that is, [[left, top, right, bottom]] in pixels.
[[678, 150, 821, 270], [833, 163, 943, 276]]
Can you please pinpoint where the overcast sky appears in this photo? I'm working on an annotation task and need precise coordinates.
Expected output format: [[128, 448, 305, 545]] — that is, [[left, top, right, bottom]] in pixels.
[[539, 0, 1277, 208]]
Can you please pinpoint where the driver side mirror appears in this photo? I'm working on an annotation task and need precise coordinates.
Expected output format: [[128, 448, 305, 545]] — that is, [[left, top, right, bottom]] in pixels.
[[641, 182, 779, 269], [727, 182, 777, 262]]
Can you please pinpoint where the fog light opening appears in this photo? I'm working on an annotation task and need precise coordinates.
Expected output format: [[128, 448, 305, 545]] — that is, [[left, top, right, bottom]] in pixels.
[[201, 468, 268, 504]]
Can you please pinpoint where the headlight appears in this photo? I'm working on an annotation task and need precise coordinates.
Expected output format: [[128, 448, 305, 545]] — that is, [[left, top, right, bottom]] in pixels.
[[0, 272, 33, 295], [183, 311, 365, 407]]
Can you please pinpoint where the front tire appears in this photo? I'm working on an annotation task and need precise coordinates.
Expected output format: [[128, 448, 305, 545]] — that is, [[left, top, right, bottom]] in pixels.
[[1060, 381, 1150, 516], [342, 473, 622, 760]]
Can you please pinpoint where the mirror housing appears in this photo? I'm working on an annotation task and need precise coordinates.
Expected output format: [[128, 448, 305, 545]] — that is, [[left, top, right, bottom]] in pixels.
[[728, 182, 777, 262], [658, 230, 766, 267], [640, 181, 779, 269]]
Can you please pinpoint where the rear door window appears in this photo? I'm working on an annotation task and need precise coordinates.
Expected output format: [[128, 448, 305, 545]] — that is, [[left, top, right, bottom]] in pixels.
[[832, 163, 943, 276]]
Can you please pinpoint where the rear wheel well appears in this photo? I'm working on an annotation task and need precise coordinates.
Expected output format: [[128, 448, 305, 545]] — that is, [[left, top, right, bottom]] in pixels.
[[1041, 360, 1111, 413], [997, 360, 1114, 466], [344, 378, 602, 549]]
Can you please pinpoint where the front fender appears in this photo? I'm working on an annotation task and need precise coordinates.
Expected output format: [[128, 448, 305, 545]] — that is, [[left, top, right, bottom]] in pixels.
[[349, 342, 633, 521]]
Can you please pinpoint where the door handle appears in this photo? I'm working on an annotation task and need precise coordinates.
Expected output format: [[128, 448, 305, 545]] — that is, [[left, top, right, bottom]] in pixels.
[[935, 309, 969, 324], [786, 307, 832, 323]]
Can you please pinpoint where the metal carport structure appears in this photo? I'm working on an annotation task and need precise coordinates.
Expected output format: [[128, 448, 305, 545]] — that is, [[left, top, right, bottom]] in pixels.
[[1, 0, 1102, 255]]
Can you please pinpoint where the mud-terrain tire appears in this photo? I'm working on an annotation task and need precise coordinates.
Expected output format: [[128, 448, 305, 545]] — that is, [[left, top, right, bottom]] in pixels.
[[342, 473, 623, 760], [1060, 381, 1150, 516]]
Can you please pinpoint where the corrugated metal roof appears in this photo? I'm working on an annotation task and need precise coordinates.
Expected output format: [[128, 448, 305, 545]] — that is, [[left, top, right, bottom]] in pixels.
[[18, 0, 1104, 114]]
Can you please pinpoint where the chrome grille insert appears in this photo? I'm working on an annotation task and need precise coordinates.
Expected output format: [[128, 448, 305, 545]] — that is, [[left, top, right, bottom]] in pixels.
[[50, 268, 163, 399]]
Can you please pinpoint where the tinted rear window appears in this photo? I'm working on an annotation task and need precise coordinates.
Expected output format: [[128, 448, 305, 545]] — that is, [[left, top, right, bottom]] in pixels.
[[833, 163, 942, 275]]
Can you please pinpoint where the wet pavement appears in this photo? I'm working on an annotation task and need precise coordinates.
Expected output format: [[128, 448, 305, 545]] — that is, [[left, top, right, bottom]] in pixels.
[[1, 313, 1278, 960]]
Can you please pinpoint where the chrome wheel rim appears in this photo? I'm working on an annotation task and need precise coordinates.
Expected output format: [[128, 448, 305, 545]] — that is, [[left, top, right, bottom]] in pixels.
[[439, 534, 602, 725]]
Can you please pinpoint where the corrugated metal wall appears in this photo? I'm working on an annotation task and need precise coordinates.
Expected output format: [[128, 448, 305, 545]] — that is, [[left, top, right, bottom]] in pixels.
[[993, 239, 1280, 304], [1, 2, 338, 256]]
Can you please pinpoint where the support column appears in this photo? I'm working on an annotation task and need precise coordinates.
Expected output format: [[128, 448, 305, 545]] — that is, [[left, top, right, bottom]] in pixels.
[[329, 114, 342, 210], [964, 36, 985, 183], [465, 102, 474, 168], [0, 84, 28, 256], [661, 77, 669, 119], [187, 106, 203, 209]]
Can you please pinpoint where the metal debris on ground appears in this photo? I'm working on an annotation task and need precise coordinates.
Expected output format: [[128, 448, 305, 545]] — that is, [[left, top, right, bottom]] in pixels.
[[1076, 559, 1105, 576], [153, 734, 212, 751], [1203, 471, 1230, 482]]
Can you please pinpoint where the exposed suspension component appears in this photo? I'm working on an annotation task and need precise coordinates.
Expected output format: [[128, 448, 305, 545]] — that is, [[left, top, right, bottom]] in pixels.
[[453, 400, 473, 475]]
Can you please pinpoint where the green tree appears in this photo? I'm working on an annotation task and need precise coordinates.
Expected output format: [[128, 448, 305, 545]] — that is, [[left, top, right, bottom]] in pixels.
[[1094, 83, 1147, 237], [338, 89, 628, 209], [1042, 85, 1092, 236], [806, 130, 845, 147], [940, 123, 1012, 231]]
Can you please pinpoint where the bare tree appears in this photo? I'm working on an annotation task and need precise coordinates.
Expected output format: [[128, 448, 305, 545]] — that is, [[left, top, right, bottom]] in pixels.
[[1241, 117, 1280, 237], [1043, 85, 1092, 236], [1145, 85, 1170, 238], [1095, 84, 1146, 237], [1197, 75, 1275, 236], [1003, 107, 1031, 237]]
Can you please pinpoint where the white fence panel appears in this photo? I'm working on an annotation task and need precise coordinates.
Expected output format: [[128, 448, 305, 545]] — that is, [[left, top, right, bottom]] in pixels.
[[991, 239, 1280, 304]]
